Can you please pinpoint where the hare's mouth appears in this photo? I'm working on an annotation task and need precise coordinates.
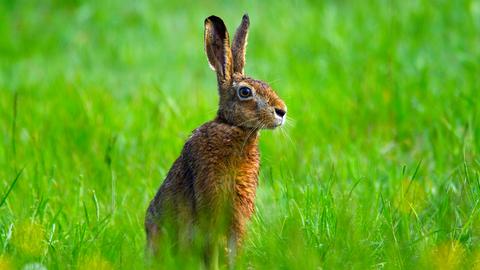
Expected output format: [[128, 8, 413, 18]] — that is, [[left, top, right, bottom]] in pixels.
[[273, 115, 285, 128], [262, 115, 284, 129]]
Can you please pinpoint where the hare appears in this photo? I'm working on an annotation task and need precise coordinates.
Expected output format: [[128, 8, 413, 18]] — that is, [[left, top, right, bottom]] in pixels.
[[145, 14, 287, 267]]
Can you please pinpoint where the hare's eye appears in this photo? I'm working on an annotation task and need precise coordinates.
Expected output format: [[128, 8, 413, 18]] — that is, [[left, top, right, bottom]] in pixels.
[[238, 87, 253, 99]]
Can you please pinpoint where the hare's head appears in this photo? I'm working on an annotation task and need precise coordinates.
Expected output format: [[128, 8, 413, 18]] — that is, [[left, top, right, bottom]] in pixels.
[[204, 15, 287, 130]]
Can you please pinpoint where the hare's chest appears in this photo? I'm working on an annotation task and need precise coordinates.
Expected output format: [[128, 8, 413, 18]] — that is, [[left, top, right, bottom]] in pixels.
[[204, 154, 258, 218], [219, 149, 260, 195]]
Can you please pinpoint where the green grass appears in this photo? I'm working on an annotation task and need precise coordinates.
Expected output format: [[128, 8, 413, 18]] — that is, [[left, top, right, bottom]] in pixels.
[[1, 0, 480, 269]]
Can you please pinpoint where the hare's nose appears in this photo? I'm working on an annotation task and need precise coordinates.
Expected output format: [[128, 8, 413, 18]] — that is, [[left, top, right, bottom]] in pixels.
[[274, 108, 286, 118]]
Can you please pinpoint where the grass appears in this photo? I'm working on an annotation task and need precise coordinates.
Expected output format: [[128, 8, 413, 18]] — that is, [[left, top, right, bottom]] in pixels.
[[1, 0, 480, 269]]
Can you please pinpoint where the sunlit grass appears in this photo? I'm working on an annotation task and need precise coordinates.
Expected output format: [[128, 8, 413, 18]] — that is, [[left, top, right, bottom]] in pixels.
[[77, 255, 113, 270], [12, 221, 47, 257], [424, 241, 466, 270], [394, 178, 427, 215], [0, 255, 13, 270]]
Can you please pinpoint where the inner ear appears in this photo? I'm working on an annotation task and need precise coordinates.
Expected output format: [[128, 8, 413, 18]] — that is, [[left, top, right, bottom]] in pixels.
[[204, 16, 233, 85]]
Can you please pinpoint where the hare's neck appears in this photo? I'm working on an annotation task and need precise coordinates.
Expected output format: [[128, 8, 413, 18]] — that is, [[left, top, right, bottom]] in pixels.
[[232, 127, 259, 159], [237, 128, 259, 149], [214, 116, 260, 151]]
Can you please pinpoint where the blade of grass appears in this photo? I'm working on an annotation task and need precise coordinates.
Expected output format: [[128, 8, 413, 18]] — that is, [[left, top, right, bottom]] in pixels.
[[0, 168, 24, 208]]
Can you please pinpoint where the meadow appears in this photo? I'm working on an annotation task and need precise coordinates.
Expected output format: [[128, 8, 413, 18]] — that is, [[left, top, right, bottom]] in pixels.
[[1, 0, 480, 269]]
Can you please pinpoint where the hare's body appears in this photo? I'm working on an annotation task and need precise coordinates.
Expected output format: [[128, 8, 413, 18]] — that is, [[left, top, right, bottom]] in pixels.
[[146, 14, 286, 267], [145, 119, 259, 251]]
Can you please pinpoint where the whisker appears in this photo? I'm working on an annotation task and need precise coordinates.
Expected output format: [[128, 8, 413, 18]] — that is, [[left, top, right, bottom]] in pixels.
[[236, 118, 256, 127], [285, 115, 296, 125], [279, 125, 296, 148], [283, 121, 294, 129], [240, 121, 264, 155]]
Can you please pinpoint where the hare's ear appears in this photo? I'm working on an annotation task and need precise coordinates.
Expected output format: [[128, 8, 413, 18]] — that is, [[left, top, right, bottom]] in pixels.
[[204, 16, 233, 86], [232, 14, 249, 75]]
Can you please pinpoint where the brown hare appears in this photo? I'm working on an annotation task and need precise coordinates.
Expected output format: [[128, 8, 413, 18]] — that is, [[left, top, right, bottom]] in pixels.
[[145, 14, 287, 267]]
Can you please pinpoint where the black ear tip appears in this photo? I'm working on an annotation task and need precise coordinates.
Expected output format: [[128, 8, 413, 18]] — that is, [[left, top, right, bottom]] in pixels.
[[206, 15, 224, 25], [242, 13, 250, 24], [205, 15, 227, 32]]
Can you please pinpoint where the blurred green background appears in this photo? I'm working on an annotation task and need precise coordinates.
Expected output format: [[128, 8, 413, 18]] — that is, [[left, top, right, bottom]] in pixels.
[[1, 0, 480, 269]]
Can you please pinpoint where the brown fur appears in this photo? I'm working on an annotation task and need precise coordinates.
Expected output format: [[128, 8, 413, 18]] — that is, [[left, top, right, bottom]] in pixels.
[[145, 14, 287, 267]]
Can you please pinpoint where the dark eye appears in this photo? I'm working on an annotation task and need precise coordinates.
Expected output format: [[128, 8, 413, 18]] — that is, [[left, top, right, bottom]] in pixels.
[[238, 87, 253, 99]]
